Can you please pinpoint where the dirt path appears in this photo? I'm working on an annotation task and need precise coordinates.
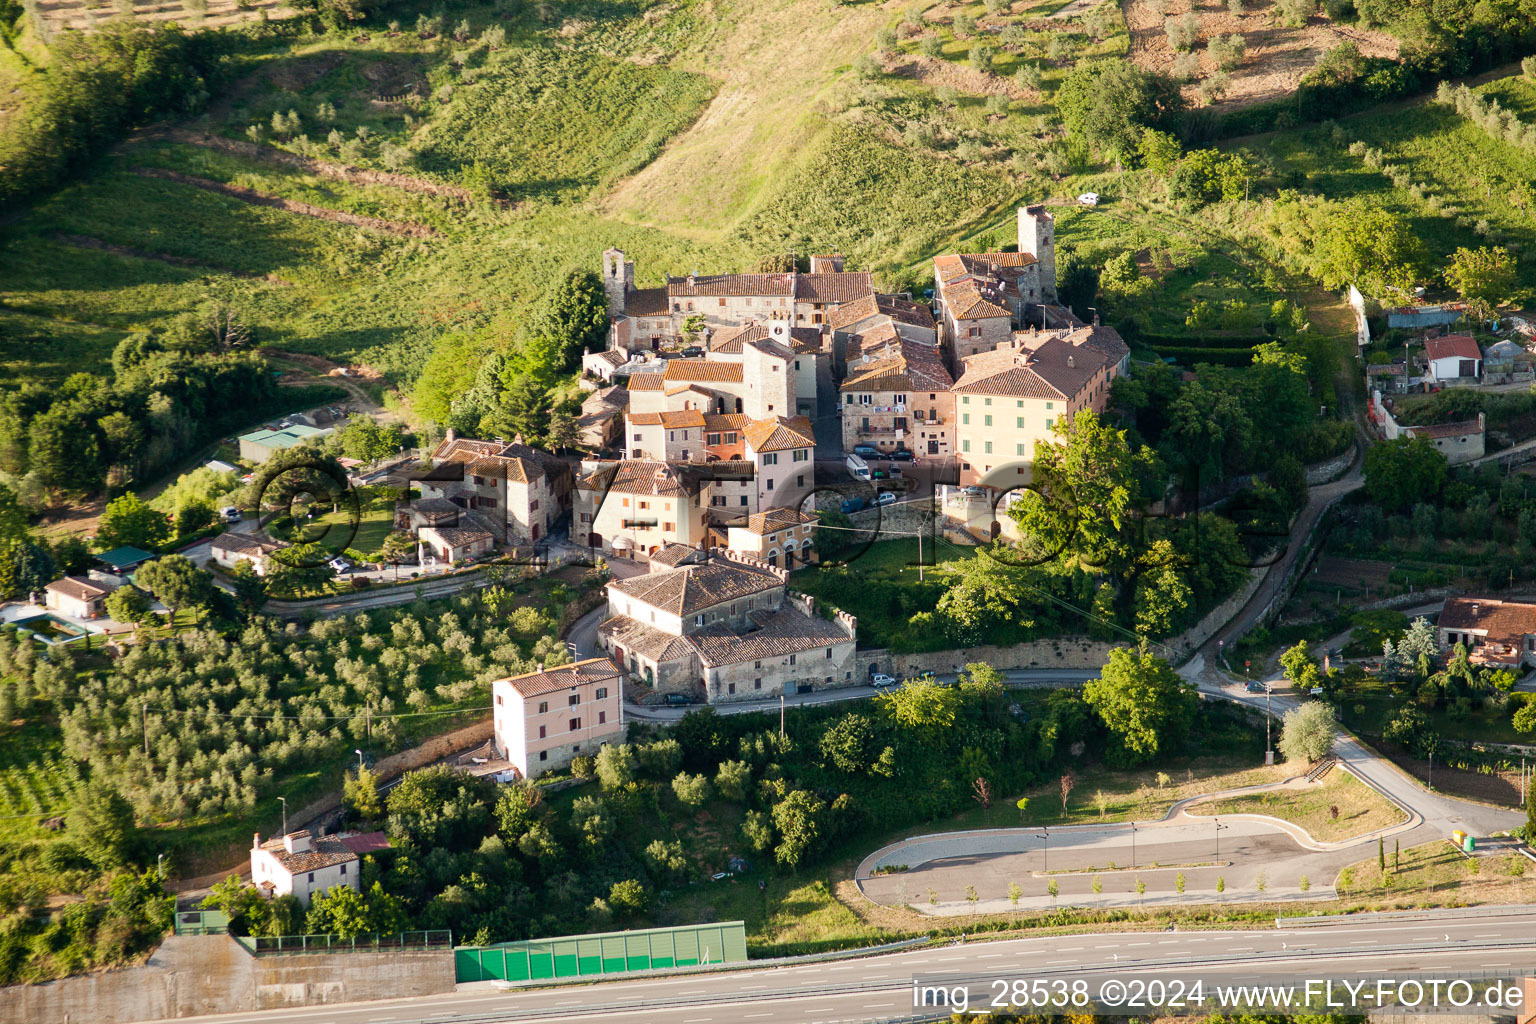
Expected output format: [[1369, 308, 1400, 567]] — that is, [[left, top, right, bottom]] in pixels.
[[132, 167, 443, 238], [261, 348, 398, 419], [162, 129, 490, 206], [51, 233, 292, 285]]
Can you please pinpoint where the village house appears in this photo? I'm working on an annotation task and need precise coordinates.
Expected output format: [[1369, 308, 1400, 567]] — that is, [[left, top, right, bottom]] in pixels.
[[44, 577, 111, 619], [596, 550, 856, 703], [932, 205, 1057, 362], [250, 830, 390, 906], [576, 459, 714, 558], [601, 250, 875, 351], [577, 385, 629, 450], [839, 331, 955, 458], [950, 325, 1129, 488], [1423, 333, 1483, 385], [411, 433, 573, 546], [1369, 393, 1486, 464], [491, 659, 625, 779], [1436, 596, 1536, 669], [721, 507, 819, 568], [210, 533, 289, 576]]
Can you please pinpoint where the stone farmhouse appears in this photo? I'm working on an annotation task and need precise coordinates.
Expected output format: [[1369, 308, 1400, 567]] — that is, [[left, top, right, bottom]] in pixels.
[[402, 434, 574, 560], [596, 550, 857, 703], [933, 205, 1058, 361], [249, 830, 390, 907], [1436, 596, 1536, 669]]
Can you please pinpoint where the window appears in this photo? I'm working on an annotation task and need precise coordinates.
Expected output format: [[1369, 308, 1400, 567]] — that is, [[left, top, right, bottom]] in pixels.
[[695, 614, 704, 626], [962, 440, 971, 452], [1046, 401, 1054, 410], [529, 500, 540, 512], [538, 701, 548, 714], [632, 433, 642, 442], [740, 496, 749, 506], [308, 872, 315, 883], [763, 453, 779, 465], [1016, 417, 1024, 428], [962, 396, 970, 404], [984, 398, 992, 406], [539, 725, 547, 739], [727, 682, 736, 694], [968, 327, 981, 338], [754, 660, 762, 669], [665, 522, 675, 532], [1016, 400, 1023, 407], [568, 693, 579, 706], [789, 654, 796, 665], [580, 512, 592, 523], [793, 449, 809, 461], [984, 441, 993, 454], [984, 415, 992, 426], [719, 298, 726, 307], [495, 695, 502, 706], [340, 863, 347, 876], [962, 413, 970, 425], [1016, 443, 1025, 456], [598, 711, 607, 724], [754, 678, 762, 689], [569, 717, 581, 731], [825, 647, 832, 659], [1045, 418, 1053, 428], [639, 500, 650, 510], [539, 751, 548, 761], [596, 687, 608, 699], [765, 479, 774, 491]]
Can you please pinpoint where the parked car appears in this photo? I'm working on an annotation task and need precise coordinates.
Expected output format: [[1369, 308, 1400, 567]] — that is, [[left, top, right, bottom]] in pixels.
[[872, 468, 888, 480], [875, 492, 897, 506], [220, 506, 241, 524], [870, 673, 897, 688], [664, 693, 696, 707], [918, 670, 937, 682], [852, 443, 880, 458], [1244, 681, 1266, 693], [840, 497, 865, 514], [1077, 191, 1100, 206], [681, 346, 704, 358], [327, 557, 353, 574], [889, 448, 914, 462]]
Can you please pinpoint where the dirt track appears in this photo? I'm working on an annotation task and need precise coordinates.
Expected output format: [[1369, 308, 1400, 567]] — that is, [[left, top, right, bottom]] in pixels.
[[132, 166, 443, 238]]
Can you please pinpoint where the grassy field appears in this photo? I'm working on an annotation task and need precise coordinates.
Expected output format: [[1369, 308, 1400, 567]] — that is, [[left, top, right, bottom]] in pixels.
[[1337, 841, 1533, 903], [1192, 769, 1407, 844]]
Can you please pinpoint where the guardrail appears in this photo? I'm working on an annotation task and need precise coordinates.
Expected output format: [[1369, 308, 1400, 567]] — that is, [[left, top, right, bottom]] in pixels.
[[234, 929, 453, 955]]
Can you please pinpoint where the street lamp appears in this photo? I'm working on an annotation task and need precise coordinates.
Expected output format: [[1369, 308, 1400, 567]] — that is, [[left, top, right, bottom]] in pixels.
[[354, 749, 364, 771], [1265, 683, 1273, 764], [1034, 826, 1050, 874], [157, 852, 164, 878], [1130, 821, 1138, 870], [1215, 818, 1229, 860]]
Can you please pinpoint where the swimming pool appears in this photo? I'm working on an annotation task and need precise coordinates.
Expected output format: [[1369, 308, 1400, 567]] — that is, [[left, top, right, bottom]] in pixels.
[[12, 613, 89, 643]]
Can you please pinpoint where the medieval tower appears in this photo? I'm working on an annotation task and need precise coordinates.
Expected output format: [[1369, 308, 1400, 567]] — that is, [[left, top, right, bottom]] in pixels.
[[601, 248, 635, 317], [1017, 206, 1057, 304]]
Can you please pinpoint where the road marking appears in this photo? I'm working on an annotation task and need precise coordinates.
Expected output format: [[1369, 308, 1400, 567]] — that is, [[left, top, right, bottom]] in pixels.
[[1476, 933, 1501, 938], [743, 1014, 774, 1019], [1127, 942, 1150, 947], [1159, 940, 1179, 945], [1047, 959, 1078, 964], [1060, 946, 1083, 951], [682, 1018, 713, 1023], [977, 953, 1004, 959], [1231, 946, 1253, 951], [1350, 940, 1377, 945], [935, 955, 965, 962]]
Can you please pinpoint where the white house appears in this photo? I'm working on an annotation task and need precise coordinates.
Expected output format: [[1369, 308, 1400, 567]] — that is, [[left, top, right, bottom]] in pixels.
[[210, 533, 288, 575], [1424, 333, 1482, 383], [250, 830, 389, 906], [492, 660, 625, 780]]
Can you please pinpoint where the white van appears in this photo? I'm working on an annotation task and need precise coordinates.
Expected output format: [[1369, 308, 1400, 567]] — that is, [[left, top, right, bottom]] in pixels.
[[845, 453, 870, 480], [221, 507, 241, 523]]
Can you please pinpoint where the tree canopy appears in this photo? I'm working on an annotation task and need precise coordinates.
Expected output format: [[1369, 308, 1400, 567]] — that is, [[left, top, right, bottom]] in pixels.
[[1056, 59, 1184, 159], [1082, 645, 1196, 764]]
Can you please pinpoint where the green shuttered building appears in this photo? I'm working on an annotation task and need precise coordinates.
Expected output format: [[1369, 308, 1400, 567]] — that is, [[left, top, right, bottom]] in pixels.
[[455, 921, 748, 982]]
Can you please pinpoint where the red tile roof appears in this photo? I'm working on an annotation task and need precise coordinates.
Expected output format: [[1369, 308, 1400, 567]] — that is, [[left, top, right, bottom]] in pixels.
[[497, 658, 622, 699], [1425, 334, 1481, 362]]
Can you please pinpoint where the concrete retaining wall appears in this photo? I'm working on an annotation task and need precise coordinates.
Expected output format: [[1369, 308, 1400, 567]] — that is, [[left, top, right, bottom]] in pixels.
[[0, 935, 455, 1024], [857, 637, 1117, 679], [1304, 445, 1356, 486]]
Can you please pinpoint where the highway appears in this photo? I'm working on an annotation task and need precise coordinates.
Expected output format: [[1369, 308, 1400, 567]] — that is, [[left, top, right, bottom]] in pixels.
[[163, 907, 1536, 1024]]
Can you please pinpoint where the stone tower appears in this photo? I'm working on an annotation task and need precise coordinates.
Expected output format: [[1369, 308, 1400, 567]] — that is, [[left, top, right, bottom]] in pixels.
[[742, 330, 793, 421], [1017, 206, 1057, 303], [601, 248, 634, 317]]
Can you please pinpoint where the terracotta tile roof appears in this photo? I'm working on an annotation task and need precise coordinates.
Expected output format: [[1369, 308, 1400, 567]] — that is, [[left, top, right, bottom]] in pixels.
[[789, 327, 824, 354], [796, 272, 874, 304], [1366, 362, 1409, 377], [704, 413, 752, 432], [648, 543, 707, 568], [708, 325, 761, 354], [409, 498, 462, 523], [688, 606, 852, 666], [825, 293, 937, 332], [582, 385, 629, 414], [628, 373, 665, 391], [743, 415, 816, 453], [46, 576, 109, 601], [953, 337, 1109, 400], [430, 438, 565, 486], [598, 615, 699, 663], [420, 524, 494, 547], [1439, 597, 1536, 644], [669, 273, 795, 298], [944, 280, 1012, 321], [259, 832, 359, 874], [628, 410, 706, 428], [587, 349, 626, 368], [663, 360, 744, 384], [336, 832, 391, 856], [1405, 417, 1482, 440], [1060, 324, 1130, 366], [608, 558, 783, 616], [1425, 334, 1482, 362], [841, 335, 953, 393], [624, 287, 669, 317], [745, 336, 794, 362], [934, 251, 1037, 284], [497, 658, 623, 699], [730, 507, 817, 535], [579, 459, 703, 499]]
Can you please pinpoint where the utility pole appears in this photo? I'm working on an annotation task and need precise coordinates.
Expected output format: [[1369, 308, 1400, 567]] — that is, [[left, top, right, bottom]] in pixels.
[[279, 796, 288, 836], [1130, 821, 1137, 870], [1035, 826, 1050, 873], [779, 694, 786, 740], [1215, 817, 1228, 860], [1265, 683, 1273, 765]]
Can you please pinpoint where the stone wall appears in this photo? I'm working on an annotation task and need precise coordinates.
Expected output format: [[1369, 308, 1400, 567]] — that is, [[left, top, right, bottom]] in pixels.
[[1304, 444, 1356, 486], [0, 935, 455, 1024], [856, 637, 1118, 679]]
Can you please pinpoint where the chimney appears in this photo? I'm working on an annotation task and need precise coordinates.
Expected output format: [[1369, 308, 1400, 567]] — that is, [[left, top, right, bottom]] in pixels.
[[283, 830, 312, 854], [1067, 354, 1075, 368], [445, 427, 456, 442], [537, 662, 545, 673], [253, 832, 261, 849]]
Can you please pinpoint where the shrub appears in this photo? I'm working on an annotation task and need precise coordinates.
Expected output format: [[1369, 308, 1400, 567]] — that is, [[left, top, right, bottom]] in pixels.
[[955, 11, 977, 37], [920, 34, 943, 57], [970, 43, 997, 72], [1274, 0, 1314, 27], [1208, 33, 1246, 71], [1164, 13, 1200, 51]]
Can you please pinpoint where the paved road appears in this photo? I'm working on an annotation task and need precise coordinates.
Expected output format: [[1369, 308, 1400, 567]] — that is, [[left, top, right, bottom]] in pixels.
[[162, 907, 1536, 1024]]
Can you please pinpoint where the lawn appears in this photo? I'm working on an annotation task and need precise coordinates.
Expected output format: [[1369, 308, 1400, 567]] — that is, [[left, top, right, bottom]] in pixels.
[[1337, 841, 1534, 905], [1192, 768, 1407, 844], [788, 538, 974, 652]]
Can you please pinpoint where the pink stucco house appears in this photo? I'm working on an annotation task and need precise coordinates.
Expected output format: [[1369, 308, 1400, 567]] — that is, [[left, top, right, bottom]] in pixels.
[[492, 659, 625, 779]]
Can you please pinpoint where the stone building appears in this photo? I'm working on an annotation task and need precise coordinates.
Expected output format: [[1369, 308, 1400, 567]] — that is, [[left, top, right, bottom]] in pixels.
[[596, 550, 857, 703], [411, 433, 572, 546], [575, 459, 713, 558], [931, 204, 1058, 362], [840, 330, 955, 458]]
